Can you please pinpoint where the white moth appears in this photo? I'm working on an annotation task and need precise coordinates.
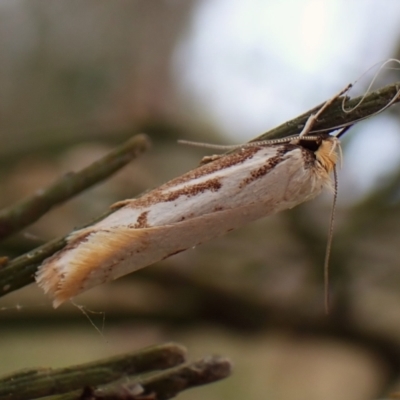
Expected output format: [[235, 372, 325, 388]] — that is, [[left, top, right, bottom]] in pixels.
[[36, 134, 339, 308]]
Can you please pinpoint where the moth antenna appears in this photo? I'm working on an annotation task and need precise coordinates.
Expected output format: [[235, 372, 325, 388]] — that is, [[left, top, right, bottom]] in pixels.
[[238, 135, 329, 147], [248, 135, 334, 147], [324, 165, 338, 315], [342, 59, 400, 114], [247, 136, 314, 146], [357, 85, 400, 118], [178, 140, 243, 151], [246, 137, 295, 146], [340, 83, 400, 120], [309, 60, 400, 135], [311, 82, 400, 135], [338, 142, 343, 169], [178, 137, 297, 150], [180, 135, 329, 153]]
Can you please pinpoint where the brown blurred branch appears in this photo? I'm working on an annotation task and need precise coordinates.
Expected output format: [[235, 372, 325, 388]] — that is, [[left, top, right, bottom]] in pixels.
[[0, 343, 187, 400], [1, 82, 399, 301], [85, 268, 399, 386], [138, 355, 232, 400], [66, 356, 232, 400], [345, 166, 400, 234], [0, 134, 151, 242]]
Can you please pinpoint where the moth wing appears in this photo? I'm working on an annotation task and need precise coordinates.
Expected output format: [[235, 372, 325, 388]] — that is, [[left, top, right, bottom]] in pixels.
[[37, 145, 329, 308], [37, 198, 284, 308]]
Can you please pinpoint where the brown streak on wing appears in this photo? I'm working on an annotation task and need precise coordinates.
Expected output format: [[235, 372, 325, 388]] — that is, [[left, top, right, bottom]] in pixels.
[[132, 211, 149, 228], [239, 154, 282, 188], [110, 147, 260, 210]]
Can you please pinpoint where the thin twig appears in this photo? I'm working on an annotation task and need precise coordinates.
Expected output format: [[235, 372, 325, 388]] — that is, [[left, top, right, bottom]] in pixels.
[[47, 356, 232, 400], [0, 343, 186, 400], [0, 134, 151, 242]]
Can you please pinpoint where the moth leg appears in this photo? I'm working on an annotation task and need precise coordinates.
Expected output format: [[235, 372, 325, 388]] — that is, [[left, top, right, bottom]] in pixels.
[[200, 154, 224, 165], [110, 199, 133, 210], [298, 83, 353, 138]]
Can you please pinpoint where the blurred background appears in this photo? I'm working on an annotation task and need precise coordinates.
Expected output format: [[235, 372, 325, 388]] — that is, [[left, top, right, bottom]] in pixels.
[[1, 1, 400, 399]]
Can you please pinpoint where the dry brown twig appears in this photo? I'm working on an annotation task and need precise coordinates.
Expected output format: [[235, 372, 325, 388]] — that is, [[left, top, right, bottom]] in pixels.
[[0, 342, 232, 400]]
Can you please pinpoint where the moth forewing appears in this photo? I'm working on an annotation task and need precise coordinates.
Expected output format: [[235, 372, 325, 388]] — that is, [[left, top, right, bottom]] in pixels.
[[36, 135, 339, 308]]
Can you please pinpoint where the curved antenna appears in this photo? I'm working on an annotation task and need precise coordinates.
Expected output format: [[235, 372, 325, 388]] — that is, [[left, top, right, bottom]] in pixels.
[[311, 59, 400, 135], [306, 84, 400, 135], [342, 58, 400, 113], [177, 140, 244, 151]]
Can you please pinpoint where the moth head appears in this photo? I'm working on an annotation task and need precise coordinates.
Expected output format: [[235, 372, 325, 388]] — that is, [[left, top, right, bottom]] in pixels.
[[314, 136, 340, 174]]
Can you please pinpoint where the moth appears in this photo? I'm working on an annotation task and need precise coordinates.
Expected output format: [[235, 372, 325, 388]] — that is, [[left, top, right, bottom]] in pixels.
[[36, 131, 340, 308]]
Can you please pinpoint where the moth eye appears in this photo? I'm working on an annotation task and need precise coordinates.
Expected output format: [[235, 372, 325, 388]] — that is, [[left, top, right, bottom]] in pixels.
[[299, 140, 319, 152]]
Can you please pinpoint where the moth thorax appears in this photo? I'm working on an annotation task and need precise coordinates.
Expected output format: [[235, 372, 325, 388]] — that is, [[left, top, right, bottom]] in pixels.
[[315, 138, 338, 173]]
